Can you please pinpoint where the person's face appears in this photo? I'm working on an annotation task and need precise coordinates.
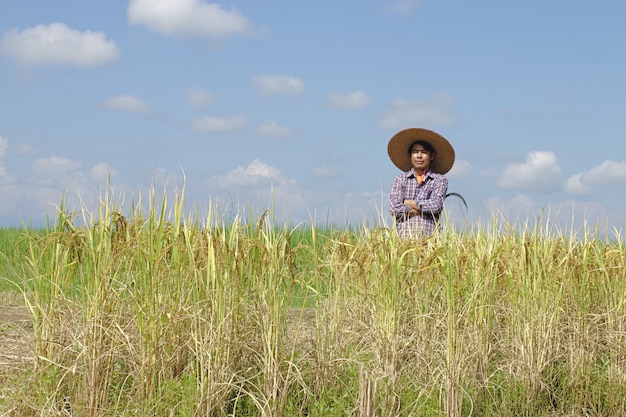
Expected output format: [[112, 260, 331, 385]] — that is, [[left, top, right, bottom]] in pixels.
[[410, 143, 434, 171]]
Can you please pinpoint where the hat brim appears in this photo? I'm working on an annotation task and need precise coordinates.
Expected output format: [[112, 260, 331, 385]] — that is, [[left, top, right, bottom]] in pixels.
[[387, 127, 455, 174]]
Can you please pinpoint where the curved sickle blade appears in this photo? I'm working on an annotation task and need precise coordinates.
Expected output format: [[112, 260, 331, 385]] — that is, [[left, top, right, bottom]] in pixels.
[[445, 192, 468, 211]]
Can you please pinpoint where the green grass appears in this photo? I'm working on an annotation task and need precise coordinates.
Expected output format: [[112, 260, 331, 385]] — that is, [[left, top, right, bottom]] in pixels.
[[1, 190, 625, 416], [0, 226, 49, 294]]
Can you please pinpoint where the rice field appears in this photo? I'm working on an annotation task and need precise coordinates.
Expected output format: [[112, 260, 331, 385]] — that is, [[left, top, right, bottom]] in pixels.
[[1, 190, 625, 416]]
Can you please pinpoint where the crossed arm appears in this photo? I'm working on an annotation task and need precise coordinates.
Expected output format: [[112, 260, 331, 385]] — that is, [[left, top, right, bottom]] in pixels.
[[389, 175, 448, 218]]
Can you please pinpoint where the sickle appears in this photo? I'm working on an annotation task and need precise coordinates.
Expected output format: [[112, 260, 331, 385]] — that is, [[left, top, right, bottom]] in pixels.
[[445, 192, 468, 211]]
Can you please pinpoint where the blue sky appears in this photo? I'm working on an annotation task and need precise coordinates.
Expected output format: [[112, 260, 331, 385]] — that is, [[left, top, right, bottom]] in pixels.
[[1, 0, 625, 234]]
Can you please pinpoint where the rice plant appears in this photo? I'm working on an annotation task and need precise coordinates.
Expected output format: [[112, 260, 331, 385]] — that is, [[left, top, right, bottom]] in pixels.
[[1, 188, 625, 416]]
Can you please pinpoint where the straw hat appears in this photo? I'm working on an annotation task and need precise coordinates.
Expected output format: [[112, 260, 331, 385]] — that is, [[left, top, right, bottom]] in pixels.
[[387, 127, 455, 174]]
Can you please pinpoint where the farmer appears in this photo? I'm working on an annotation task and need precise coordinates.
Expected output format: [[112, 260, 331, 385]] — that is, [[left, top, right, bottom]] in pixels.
[[387, 127, 455, 238]]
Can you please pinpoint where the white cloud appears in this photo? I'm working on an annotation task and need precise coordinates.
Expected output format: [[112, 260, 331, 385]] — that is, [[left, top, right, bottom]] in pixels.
[[258, 121, 292, 138], [192, 115, 245, 132], [497, 151, 562, 191], [214, 160, 295, 198], [564, 174, 587, 196], [128, 0, 251, 39], [483, 194, 612, 236], [378, 92, 458, 129], [485, 193, 535, 215], [103, 95, 151, 113], [253, 75, 305, 97], [0, 23, 120, 67], [32, 156, 82, 175], [149, 167, 184, 187], [209, 161, 379, 226], [0, 136, 8, 177], [212, 159, 294, 195], [327, 91, 370, 110], [565, 160, 626, 196], [208, 159, 307, 222], [447, 159, 472, 178], [186, 87, 216, 109], [90, 163, 118, 182], [230, 159, 286, 184]]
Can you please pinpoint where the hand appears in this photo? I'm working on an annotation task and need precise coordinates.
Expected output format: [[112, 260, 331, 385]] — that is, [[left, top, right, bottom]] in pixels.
[[403, 199, 420, 211]]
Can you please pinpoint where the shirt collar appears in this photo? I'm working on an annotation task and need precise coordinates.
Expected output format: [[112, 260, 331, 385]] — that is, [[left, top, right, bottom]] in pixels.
[[405, 169, 434, 180]]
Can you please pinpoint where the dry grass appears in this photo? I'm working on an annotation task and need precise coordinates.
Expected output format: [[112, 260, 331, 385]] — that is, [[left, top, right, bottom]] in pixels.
[[1, 192, 625, 416]]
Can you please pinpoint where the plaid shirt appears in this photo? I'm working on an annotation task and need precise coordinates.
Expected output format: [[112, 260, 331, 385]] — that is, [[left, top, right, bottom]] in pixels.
[[389, 169, 448, 238]]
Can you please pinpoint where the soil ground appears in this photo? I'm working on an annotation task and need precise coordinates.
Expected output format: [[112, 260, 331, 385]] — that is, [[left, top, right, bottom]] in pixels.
[[0, 293, 34, 401], [0, 304, 32, 366]]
